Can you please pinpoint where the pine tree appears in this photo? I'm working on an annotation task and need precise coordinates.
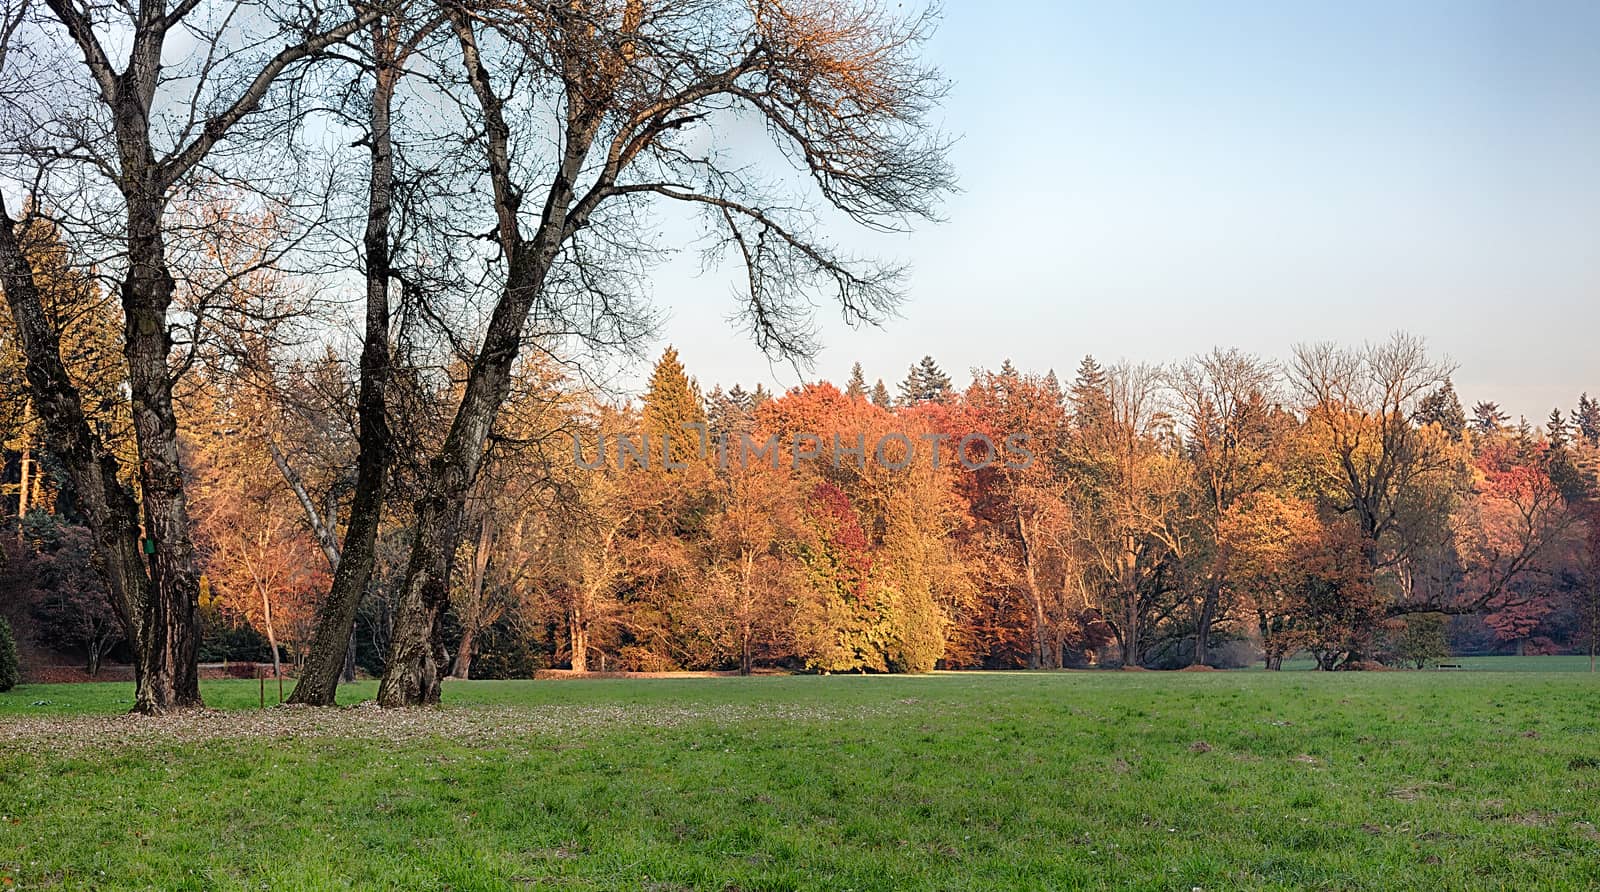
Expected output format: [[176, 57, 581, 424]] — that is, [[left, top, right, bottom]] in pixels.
[[642, 346, 706, 465], [0, 615, 17, 692], [1416, 379, 1466, 439], [1575, 393, 1600, 446], [870, 379, 892, 409], [845, 362, 867, 399], [1548, 408, 1570, 449], [1070, 355, 1111, 429], [897, 355, 952, 405], [1515, 416, 1536, 460], [727, 384, 752, 413], [749, 383, 772, 411], [707, 385, 748, 447], [1471, 401, 1509, 435], [1043, 369, 1063, 404]]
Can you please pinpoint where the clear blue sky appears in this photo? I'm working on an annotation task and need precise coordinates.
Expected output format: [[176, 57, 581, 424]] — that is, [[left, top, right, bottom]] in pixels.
[[642, 0, 1600, 420]]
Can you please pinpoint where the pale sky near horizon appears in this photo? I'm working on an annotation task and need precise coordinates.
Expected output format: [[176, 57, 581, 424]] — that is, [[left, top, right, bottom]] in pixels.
[[631, 0, 1599, 422]]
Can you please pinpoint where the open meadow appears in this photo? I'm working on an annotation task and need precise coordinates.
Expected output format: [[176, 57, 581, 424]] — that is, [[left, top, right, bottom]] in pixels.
[[2, 665, 1598, 890]]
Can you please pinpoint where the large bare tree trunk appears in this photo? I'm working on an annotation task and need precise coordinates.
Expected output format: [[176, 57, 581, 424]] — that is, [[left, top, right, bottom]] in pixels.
[[121, 192, 204, 713], [378, 495, 463, 704], [289, 33, 400, 706], [451, 626, 476, 680], [377, 12, 591, 706], [0, 198, 162, 708], [1121, 595, 1141, 668], [450, 515, 494, 680]]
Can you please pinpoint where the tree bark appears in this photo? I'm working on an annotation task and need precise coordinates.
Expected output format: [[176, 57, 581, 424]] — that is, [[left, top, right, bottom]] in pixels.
[[451, 626, 476, 680], [268, 440, 342, 569], [1016, 511, 1047, 670], [0, 198, 164, 708], [122, 191, 204, 714], [17, 448, 30, 531], [1194, 581, 1219, 667], [259, 581, 281, 696], [569, 611, 589, 673], [288, 37, 398, 706]]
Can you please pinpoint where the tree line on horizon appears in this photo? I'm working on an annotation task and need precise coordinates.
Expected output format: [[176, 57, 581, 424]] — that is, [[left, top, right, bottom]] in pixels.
[[6, 302, 1600, 683]]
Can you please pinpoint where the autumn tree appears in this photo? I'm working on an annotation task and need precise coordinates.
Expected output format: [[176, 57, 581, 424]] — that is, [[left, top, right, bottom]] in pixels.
[[1573, 510, 1600, 671], [15, 516, 123, 675], [1219, 491, 1320, 669], [1066, 363, 1193, 667], [961, 363, 1074, 668], [1393, 613, 1450, 669], [793, 480, 879, 671], [1169, 348, 1281, 666], [1288, 333, 1458, 664], [1455, 439, 1583, 653], [693, 460, 803, 673]]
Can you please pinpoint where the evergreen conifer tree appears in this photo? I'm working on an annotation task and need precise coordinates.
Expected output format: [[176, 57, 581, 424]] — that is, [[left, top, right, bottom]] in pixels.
[[1417, 379, 1467, 439], [643, 346, 707, 464], [870, 379, 893, 409], [897, 355, 952, 404], [1070, 355, 1111, 428], [1548, 408, 1570, 449], [0, 615, 18, 693], [1575, 393, 1600, 445], [845, 362, 867, 399], [1471, 401, 1509, 434]]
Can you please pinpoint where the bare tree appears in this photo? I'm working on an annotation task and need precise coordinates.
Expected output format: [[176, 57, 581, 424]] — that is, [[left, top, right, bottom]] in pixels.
[[1288, 332, 1457, 664], [288, 3, 445, 706], [1, 0, 374, 712], [372, 0, 952, 705]]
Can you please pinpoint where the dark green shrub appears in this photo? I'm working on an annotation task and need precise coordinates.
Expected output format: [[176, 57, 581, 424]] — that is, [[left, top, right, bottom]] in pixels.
[[0, 614, 20, 692]]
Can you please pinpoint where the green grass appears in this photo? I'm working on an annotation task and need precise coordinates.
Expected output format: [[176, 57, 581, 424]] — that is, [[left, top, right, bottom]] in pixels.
[[2, 670, 1599, 890], [1267, 654, 1598, 672]]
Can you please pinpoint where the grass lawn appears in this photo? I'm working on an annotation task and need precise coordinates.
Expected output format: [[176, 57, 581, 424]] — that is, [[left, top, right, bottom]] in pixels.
[[2, 669, 1598, 890]]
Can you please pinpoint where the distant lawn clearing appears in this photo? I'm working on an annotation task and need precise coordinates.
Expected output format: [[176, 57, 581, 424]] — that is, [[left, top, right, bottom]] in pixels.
[[3, 670, 1599, 890]]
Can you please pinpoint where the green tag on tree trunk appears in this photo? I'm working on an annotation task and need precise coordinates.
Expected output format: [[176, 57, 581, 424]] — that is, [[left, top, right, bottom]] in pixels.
[[142, 538, 156, 555]]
